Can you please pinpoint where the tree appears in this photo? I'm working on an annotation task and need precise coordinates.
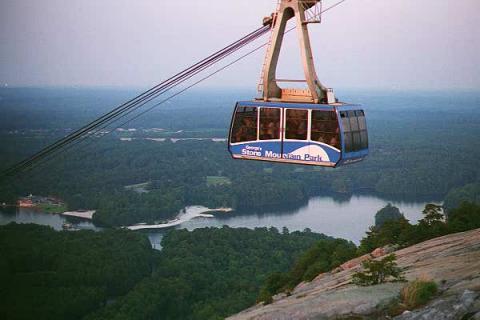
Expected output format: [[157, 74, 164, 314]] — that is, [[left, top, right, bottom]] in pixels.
[[448, 202, 480, 232], [421, 204, 444, 226], [410, 203, 449, 243], [443, 183, 480, 216], [375, 203, 405, 228], [352, 254, 405, 286], [358, 217, 414, 254], [257, 238, 357, 303]]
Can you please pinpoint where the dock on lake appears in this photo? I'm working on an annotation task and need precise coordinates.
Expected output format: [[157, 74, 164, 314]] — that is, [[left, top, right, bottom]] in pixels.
[[61, 210, 95, 220]]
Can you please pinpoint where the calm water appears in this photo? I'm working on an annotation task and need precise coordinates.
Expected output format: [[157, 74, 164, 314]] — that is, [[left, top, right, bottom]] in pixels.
[[0, 195, 438, 250], [0, 207, 100, 231], [145, 195, 437, 249]]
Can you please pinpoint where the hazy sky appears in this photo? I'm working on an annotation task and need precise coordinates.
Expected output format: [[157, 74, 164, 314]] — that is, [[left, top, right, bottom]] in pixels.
[[1, 0, 479, 90]]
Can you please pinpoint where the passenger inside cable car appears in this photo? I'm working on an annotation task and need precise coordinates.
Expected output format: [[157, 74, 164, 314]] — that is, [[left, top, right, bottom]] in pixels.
[[231, 107, 257, 143], [311, 110, 340, 149], [259, 108, 280, 140]]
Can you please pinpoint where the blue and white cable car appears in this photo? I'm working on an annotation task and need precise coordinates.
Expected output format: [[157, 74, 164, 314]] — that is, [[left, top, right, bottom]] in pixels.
[[228, 101, 368, 167], [228, 0, 368, 167]]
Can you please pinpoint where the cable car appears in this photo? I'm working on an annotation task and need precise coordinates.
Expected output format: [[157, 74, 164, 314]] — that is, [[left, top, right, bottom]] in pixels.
[[229, 101, 368, 167], [228, 0, 368, 167]]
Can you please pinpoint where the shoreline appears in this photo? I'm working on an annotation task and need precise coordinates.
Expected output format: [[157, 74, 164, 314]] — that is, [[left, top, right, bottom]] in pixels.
[[126, 206, 233, 231]]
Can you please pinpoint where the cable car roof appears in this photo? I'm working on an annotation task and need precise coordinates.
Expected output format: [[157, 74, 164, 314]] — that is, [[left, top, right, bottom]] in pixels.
[[238, 100, 362, 111]]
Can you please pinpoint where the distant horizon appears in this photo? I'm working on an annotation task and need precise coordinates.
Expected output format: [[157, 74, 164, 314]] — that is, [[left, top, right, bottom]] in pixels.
[[1, 85, 479, 93]]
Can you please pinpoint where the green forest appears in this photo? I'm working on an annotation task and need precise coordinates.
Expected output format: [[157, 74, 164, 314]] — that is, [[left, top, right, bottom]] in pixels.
[[0, 224, 154, 320], [1, 88, 479, 226], [0, 224, 335, 320]]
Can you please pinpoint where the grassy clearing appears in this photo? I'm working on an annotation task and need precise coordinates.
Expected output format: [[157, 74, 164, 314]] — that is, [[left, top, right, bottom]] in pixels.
[[206, 176, 231, 186], [38, 203, 67, 214], [124, 182, 151, 193]]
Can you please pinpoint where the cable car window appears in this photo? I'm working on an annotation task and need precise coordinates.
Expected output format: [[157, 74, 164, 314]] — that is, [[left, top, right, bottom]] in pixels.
[[311, 110, 340, 149], [352, 132, 361, 150], [285, 109, 308, 140], [340, 109, 368, 152], [344, 132, 353, 152], [348, 111, 359, 131], [360, 130, 368, 149], [230, 106, 258, 143], [259, 108, 280, 140], [340, 111, 350, 132], [313, 110, 336, 121], [355, 110, 366, 131], [357, 109, 368, 150]]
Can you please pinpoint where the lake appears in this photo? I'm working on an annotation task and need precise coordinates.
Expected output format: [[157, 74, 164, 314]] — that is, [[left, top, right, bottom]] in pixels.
[[145, 195, 437, 249], [0, 207, 100, 231], [0, 195, 439, 250]]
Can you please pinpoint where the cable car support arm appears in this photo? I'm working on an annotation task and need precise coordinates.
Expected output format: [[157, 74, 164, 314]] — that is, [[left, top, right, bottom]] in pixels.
[[261, 0, 335, 104]]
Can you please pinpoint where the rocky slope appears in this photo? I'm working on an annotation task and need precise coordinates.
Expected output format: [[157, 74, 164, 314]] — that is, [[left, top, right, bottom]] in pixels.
[[229, 228, 480, 320]]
